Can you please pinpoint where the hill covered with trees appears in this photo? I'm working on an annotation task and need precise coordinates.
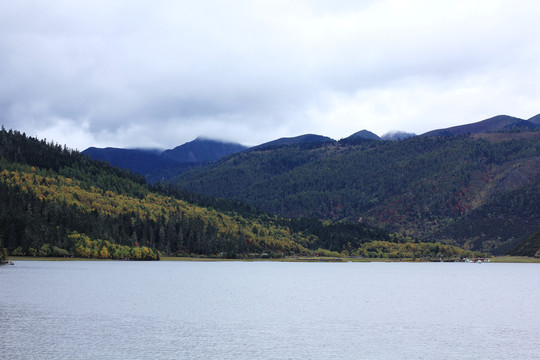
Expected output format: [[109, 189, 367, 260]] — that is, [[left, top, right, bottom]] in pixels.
[[173, 131, 540, 255], [0, 127, 476, 260], [0, 128, 313, 259]]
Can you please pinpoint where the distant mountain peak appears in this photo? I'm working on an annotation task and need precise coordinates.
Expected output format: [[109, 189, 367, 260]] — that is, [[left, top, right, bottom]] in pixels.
[[421, 115, 526, 137], [161, 138, 247, 163], [345, 130, 381, 141], [250, 134, 335, 151], [192, 136, 228, 142]]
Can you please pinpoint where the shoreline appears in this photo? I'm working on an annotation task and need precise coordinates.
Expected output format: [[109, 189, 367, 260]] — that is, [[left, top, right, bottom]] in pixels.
[[6, 255, 540, 263]]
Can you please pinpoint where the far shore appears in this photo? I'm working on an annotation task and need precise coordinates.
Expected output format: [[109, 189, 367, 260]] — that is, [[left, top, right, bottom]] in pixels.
[[5, 255, 540, 263]]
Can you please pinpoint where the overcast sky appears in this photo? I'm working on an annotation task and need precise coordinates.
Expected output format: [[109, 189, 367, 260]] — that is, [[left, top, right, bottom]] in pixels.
[[1, 0, 539, 150]]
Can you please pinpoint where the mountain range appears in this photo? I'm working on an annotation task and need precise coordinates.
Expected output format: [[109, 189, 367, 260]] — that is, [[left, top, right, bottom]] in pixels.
[[2, 112, 540, 258], [77, 113, 540, 257], [83, 114, 540, 182], [1, 128, 476, 260], [169, 114, 539, 256]]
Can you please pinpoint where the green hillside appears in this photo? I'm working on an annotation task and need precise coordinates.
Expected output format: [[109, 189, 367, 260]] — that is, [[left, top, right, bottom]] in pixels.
[[0, 128, 311, 259], [174, 132, 540, 255], [0, 127, 476, 260]]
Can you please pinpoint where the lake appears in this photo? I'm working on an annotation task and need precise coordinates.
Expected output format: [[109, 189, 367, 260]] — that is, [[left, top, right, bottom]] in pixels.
[[1, 261, 539, 359]]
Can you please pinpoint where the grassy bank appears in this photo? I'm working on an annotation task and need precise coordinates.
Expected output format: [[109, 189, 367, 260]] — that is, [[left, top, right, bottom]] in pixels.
[[488, 256, 540, 263], [152, 256, 540, 263], [8, 255, 406, 262], [9, 256, 114, 261], [8, 255, 540, 263]]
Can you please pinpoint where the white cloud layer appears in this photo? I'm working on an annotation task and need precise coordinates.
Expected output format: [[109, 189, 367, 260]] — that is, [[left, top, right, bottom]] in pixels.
[[1, 0, 539, 149]]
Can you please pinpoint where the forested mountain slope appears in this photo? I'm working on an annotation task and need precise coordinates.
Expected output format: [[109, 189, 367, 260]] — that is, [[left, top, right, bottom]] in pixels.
[[0, 128, 312, 259], [529, 114, 540, 125], [1, 127, 475, 260], [174, 132, 540, 255], [510, 230, 540, 257]]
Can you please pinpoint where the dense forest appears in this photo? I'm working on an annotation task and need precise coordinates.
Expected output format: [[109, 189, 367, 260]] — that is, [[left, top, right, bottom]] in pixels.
[[0, 127, 478, 260], [174, 132, 540, 255], [510, 230, 540, 257], [0, 128, 307, 259], [0, 245, 6, 263]]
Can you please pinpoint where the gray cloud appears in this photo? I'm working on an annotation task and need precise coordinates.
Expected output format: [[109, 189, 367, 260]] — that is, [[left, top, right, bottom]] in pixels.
[[1, 0, 539, 150]]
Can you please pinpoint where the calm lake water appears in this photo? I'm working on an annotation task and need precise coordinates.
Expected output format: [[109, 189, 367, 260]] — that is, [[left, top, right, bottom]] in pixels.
[[1, 261, 539, 359]]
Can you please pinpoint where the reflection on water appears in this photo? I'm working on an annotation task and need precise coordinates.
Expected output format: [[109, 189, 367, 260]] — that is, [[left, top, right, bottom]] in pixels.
[[1, 261, 539, 359]]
